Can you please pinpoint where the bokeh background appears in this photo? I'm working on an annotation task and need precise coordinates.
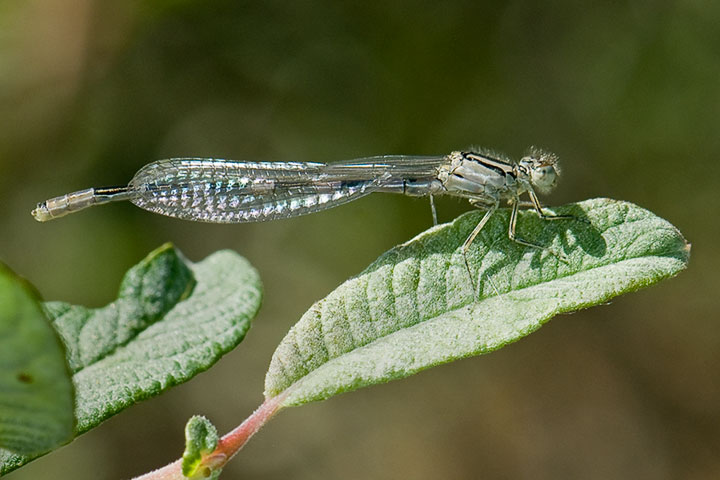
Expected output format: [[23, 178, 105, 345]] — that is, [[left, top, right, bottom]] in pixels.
[[1, 1, 718, 478]]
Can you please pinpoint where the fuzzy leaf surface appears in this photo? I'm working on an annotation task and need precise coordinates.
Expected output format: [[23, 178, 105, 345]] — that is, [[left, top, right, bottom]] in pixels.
[[265, 198, 690, 406], [1, 244, 262, 474]]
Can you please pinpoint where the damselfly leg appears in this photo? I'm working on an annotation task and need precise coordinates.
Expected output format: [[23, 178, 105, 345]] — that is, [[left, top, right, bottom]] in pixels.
[[461, 199, 498, 296], [526, 189, 578, 223], [507, 197, 570, 263], [429, 194, 438, 226], [461, 190, 576, 297]]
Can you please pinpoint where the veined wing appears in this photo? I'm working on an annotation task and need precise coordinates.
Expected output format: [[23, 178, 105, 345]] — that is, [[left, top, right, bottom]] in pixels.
[[128, 156, 443, 223]]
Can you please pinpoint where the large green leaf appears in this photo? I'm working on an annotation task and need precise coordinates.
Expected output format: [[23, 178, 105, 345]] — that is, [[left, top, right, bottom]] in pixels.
[[265, 198, 689, 406], [0, 264, 73, 456], [1, 244, 262, 474]]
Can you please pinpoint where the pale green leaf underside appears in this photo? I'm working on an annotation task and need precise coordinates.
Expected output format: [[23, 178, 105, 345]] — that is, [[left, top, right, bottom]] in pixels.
[[1, 245, 262, 474], [265, 198, 689, 406], [0, 264, 73, 456]]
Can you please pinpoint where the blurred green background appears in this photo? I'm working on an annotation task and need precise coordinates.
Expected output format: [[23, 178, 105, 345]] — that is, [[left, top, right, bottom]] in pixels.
[[1, 0, 718, 478]]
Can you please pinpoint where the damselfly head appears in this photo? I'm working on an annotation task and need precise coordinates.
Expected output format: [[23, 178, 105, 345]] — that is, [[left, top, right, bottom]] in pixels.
[[519, 147, 560, 195]]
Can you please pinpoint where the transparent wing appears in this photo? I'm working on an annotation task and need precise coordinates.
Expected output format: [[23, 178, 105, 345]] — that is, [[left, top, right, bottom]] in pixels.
[[127, 156, 443, 223]]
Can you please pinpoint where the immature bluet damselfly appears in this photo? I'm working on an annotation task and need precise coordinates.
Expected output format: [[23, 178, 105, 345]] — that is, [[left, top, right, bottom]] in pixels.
[[32, 147, 574, 279]]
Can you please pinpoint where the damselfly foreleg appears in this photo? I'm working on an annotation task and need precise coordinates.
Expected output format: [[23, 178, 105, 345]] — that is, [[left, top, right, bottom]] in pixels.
[[526, 189, 577, 222], [508, 194, 570, 262]]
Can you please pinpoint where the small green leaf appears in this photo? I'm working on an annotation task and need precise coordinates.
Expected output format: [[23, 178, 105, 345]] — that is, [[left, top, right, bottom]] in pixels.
[[0, 264, 74, 455], [265, 198, 690, 406], [182, 415, 222, 480], [1, 245, 262, 474]]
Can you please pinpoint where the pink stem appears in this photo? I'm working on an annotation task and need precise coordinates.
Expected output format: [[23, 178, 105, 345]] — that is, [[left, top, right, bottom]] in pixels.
[[131, 459, 184, 480], [214, 392, 287, 462], [132, 393, 287, 480]]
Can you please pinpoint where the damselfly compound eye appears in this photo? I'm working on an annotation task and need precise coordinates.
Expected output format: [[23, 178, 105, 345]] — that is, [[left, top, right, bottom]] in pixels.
[[530, 164, 558, 194]]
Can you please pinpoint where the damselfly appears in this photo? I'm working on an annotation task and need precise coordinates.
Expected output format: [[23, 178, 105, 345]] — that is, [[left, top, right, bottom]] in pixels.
[[32, 147, 573, 278]]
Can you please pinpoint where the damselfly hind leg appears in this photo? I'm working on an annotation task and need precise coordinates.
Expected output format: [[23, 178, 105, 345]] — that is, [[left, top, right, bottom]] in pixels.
[[461, 200, 498, 297]]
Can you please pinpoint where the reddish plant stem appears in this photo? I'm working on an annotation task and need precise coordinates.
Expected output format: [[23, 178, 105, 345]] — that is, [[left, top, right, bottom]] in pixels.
[[214, 392, 287, 462], [132, 459, 184, 480], [132, 393, 287, 480]]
